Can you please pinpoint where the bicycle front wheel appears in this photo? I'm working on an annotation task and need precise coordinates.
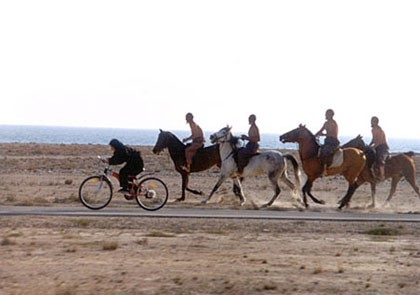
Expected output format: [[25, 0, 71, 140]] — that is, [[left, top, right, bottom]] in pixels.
[[79, 176, 113, 210], [136, 177, 168, 211]]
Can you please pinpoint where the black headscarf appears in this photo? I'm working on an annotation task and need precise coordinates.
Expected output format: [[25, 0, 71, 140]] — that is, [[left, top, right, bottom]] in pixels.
[[109, 138, 125, 150]]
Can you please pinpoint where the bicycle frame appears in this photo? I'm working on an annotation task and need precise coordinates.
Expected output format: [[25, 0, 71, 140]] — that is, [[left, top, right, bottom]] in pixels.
[[98, 164, 155, 196]]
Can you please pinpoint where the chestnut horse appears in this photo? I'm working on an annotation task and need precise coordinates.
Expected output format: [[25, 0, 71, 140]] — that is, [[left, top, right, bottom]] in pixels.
[[280, 125, 366, 209], [153, 130, 221, 201], [342, 135, 420, 207]]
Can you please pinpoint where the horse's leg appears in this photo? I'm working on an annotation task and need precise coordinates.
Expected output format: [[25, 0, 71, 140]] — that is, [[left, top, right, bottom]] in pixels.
[[178, 170, 203, 196], [178, 172, 203, 201], [366, 181, 376, 209], [232, 177, 244, 197], [384, 176, 401, 205], [177, 173, 188, 202], [301, 180, 310, 208], [262, 172, 281, 208], [279, 174, 304, 207], [338, 182, 360, 210], [232, 177, 246, 206], [186, 187, 203, 195], [403, 169, 420, 198], [338, 154, 366, 209], [359, 167, 376, 208], [202, 174, 228, 205], [303, 178, 326, 206], [233, 183, 241, 197]]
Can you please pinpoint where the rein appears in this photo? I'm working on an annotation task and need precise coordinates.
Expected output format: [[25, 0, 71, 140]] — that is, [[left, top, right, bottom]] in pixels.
[[223, 136, 244, 161], [223, 148, 236, 161], [218, 135, 240, 162]]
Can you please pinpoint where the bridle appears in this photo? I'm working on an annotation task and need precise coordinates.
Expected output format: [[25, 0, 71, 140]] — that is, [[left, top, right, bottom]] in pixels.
[[211, 129, 237, 161], [210, 129, 230, 144]]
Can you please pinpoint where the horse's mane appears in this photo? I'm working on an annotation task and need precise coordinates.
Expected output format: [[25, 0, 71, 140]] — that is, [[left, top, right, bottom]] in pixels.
[[163, 130, 183, 144], [229, 135, 242, 146], [342, 134, 366, 149], [222, 128, 242, 148], [405, 151, 415, 157], [301, 125, 319, 148]]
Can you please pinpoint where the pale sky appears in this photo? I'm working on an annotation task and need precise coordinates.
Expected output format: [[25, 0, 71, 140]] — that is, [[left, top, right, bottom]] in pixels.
[[1, 1, 419, 139]]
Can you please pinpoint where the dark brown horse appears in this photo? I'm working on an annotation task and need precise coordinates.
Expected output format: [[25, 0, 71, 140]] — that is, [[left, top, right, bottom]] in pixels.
[[280, 125, 367, 209], [343, 135, 420, 207], [153, 130, 221, 201]]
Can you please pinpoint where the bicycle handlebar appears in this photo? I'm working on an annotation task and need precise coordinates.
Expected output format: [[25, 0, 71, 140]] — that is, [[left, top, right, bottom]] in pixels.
[[97, 155, 113, 173]]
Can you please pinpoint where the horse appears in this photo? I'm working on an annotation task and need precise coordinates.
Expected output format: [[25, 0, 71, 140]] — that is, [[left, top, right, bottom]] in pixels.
[[202, 126, 302, 207], [153, 129, 221, 201], [342, 135, 420, 207], [279, 124, 367, 209]]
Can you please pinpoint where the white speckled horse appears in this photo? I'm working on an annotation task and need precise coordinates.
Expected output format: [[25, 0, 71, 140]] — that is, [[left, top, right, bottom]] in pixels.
[[202, 126, 303, 207]]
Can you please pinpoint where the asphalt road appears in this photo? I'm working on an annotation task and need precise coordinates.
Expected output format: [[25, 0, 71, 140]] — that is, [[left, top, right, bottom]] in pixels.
[[1, 206, 419, 222]]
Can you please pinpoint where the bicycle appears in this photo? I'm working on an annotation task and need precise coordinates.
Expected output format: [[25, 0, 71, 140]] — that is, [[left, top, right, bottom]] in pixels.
[[79, 156, 169, 211]]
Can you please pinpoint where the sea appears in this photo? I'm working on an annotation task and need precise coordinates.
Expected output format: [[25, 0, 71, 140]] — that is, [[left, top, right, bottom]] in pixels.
[[1, 125, 419, 153]]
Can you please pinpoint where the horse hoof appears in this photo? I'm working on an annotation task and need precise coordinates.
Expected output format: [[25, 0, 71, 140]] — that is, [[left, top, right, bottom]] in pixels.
[[175, 198, 185, 202], [383, 202, 391, 208], [250, 200, 261, 209], [319, 200, 326, 205], [201, 200, 208, 205]]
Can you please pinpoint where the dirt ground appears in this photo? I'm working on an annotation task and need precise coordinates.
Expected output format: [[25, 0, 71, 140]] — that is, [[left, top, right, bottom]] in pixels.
[[1, 143, 420, 294]]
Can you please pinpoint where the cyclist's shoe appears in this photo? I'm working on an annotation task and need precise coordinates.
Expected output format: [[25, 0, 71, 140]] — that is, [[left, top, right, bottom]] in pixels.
[[124, 194, 135, 200]]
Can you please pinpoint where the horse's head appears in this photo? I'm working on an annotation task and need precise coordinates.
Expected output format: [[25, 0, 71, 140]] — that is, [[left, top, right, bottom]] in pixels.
[[280, 124, 309, 144], [342, 134, 366, 150], [210, 126, 233, 144], [153, 129, 170, 155]]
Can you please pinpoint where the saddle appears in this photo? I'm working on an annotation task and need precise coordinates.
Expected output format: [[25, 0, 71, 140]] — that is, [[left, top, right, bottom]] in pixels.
[[327, 148, 344, 169], [234, 147, 260, 173]]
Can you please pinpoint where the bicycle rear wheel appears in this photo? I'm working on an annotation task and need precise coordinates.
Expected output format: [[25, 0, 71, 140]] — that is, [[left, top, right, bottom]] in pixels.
[[79, 176, 113, 210], [136, 177, 168, 211]]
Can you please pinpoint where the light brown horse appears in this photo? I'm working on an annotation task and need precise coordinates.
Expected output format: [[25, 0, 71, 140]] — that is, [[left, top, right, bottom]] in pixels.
[[343, 135, 420, 207], [280, 125, 366, 209]]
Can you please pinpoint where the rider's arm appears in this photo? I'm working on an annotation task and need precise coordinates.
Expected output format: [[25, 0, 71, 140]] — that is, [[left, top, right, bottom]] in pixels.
[[182, 134, 192, 143], [315, 123, 326, 137], [108, 150, 126, 165]]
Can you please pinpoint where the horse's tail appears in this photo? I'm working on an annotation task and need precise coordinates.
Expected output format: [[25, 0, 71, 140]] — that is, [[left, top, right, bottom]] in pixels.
[[284, 154, 301, 189]]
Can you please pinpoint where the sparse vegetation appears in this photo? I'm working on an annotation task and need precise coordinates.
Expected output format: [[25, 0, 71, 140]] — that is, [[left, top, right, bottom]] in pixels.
[[102, 241, 118, 251], [74, 219, 92, 227], [364, 227, 400, 236], [1, 238, 16, 246], [64, 179, 73, 185], [145, 231, 176, 238], [313, 266, 323, 274]]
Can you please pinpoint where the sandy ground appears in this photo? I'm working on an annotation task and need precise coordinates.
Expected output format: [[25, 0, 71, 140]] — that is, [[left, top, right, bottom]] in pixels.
[[1, 143, 420, 294]]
